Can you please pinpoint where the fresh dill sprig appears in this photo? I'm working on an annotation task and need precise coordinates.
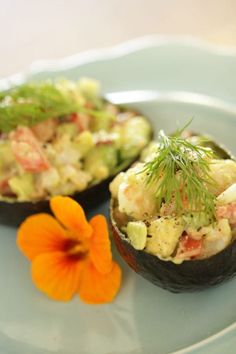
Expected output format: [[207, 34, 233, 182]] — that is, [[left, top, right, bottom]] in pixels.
[[0, 82, 81, 132], [0, 81, 114, 133], [142, 123, 216, 217]]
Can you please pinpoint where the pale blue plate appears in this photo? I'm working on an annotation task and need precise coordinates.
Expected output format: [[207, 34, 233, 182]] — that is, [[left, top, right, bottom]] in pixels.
[[1, 36, 236, 354]]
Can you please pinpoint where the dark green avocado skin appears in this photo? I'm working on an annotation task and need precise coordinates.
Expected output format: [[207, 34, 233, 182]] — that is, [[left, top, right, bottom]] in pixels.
[[111, 204, 236, 293]]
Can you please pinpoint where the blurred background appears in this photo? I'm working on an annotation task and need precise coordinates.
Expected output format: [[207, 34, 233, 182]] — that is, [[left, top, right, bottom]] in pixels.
[[1, 0, 236, 77]]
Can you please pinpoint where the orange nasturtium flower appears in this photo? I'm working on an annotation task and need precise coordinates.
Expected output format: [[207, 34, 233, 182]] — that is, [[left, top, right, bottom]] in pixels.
[[17, 196, 121, 304]]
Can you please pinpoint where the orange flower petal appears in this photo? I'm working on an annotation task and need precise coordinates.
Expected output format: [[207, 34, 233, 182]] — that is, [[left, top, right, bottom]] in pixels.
[[89, 215, 112, 274], [17, 214, 67, 261], [50, 196, 92, 238], [78, 260, 121, 304], [32, 252, 83, 301]]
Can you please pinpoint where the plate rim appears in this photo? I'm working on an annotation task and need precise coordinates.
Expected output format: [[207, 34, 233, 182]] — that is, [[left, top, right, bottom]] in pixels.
[[171, 322, 236, 354], [1, 34, 236, 92]]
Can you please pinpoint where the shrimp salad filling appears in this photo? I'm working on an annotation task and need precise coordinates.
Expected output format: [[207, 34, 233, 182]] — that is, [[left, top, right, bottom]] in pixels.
[[110, 130, 236, 263], [0, 78, 151, 202]]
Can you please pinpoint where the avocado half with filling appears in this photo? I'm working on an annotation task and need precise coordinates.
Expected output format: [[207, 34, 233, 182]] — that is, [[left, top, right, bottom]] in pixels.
[[110, 129, 236, 292], [0, 78, 152, 226]]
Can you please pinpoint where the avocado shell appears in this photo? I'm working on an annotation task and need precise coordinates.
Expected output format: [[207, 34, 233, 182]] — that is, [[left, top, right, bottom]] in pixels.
[[110, 136, 236, 293], [110, 200, 236, 292], [0, 103, 153, 227]]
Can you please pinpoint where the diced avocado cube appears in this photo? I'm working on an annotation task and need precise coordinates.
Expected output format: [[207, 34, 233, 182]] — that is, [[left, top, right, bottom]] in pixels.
[[8, 173, 35, 200], [74, 131, 94, 156], [84, 145, 117, 180], [90, 113, 116, 132], [182, 212, 212, 230], [119, 116, 152, 159], [127, 221, 147, 250], [56, 123, 78, 139], [0, 142, 15, 170]]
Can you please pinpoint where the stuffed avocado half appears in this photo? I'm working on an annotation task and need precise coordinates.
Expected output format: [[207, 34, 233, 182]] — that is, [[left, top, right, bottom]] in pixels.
[[110, 127, 236, 292], [0, 78, 152, 225]]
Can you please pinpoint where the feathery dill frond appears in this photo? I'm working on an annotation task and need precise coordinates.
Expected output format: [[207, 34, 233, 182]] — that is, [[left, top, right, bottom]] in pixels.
[[142, 124, 216, 217]]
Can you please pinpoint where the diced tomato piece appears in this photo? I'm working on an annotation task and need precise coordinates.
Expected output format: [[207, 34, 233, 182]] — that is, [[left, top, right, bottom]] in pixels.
[[10, 127, 50, 172], [176, 234, 202, 259], [181, 235, 202, 252], [0, 177, 11, 195], [68, 113, 90, 132]]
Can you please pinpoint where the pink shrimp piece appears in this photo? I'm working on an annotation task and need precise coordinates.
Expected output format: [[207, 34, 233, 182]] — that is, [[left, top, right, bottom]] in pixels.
[[216, 202, 236, 224]]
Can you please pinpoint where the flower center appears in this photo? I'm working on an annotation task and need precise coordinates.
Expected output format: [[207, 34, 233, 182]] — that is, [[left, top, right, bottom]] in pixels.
[[64, 233, 89, 260]]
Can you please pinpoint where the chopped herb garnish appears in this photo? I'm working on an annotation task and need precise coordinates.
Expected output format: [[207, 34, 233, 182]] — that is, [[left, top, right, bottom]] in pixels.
[[142, 121, 216, 218]]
